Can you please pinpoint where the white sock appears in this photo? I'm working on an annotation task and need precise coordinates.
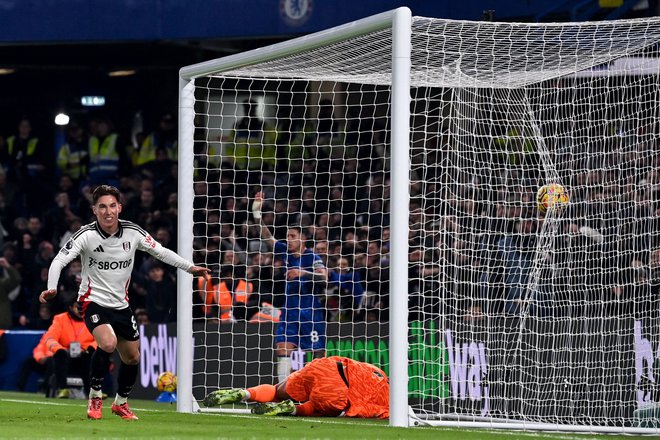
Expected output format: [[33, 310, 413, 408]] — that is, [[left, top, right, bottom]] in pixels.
[[277, 356, 292, 383], [89, 389, 102, 399], [243, 390, 252, 400], [114, 395, 128, 406]]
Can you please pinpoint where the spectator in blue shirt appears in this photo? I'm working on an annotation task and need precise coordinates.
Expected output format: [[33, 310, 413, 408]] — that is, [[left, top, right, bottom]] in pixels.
[[329, 257, 365, 322]]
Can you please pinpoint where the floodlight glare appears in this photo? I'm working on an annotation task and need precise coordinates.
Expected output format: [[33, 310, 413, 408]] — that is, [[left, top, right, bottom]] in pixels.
[[54, 113, 70, 126]]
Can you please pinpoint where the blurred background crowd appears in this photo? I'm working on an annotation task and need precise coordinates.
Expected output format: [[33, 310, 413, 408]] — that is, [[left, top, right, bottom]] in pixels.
[[0, 112, 181, 329], [2, 85, 660, 335]]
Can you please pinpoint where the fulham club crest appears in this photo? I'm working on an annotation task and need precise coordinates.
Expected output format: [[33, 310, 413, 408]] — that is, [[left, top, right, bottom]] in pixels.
[[122, 242, 131, 252]]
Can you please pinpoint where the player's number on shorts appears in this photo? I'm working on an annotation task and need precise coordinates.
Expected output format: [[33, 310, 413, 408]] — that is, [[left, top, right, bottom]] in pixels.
[[131, 315, 138, 332], [310, 330, 319, 343]]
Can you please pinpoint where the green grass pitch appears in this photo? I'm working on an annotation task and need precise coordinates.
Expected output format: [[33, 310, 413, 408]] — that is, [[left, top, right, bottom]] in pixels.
[[0, 391, 651, 439]]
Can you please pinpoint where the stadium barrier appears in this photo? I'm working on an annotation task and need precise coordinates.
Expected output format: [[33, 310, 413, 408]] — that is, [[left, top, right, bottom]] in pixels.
[[0, 330, 44, 392]]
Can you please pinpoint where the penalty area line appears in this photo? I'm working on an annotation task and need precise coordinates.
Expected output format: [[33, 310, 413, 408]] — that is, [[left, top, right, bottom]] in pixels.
[[0, 398, 166, 412]]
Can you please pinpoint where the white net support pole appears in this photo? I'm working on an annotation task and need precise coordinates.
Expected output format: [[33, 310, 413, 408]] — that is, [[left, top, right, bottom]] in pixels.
[[389, 6, 412, 428], [177, 77, 196, 413]]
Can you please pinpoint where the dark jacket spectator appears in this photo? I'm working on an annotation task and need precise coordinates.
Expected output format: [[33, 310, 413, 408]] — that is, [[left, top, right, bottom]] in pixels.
[[0, 257, 22, 328]]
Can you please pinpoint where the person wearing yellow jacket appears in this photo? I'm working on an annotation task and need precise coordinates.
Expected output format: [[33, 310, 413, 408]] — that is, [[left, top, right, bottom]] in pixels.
[[225, 99, 277, 173], [135, 112, 178, 167], [43, 300, 97, 398], [56, 121, 88, 186], [4, 117, 51, 213], [87, 117, 130, 187]]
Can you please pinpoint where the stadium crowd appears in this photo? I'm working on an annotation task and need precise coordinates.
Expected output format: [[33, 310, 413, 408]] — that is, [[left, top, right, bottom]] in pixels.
[[0, 98, 658, 336], [0, 103, 397, 331]]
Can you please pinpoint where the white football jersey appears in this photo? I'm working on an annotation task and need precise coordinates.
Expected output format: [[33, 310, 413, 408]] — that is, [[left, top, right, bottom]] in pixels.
[[48, 220, 193, 310]]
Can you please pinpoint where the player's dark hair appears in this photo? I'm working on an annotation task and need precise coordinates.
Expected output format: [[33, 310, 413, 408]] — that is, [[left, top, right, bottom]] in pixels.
[[287, 225, 305, 238], [92, 185, 122, 205]]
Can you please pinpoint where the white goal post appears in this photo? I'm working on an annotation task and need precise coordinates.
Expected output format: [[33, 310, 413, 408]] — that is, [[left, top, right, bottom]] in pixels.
[[177, 7, 660, 433]]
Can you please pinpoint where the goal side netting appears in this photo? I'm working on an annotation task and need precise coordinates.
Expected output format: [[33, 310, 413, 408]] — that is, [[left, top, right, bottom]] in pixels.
[[178, 8, 660, 433]]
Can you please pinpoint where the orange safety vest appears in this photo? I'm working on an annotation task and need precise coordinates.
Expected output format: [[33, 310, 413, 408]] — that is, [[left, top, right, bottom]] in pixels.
[[43, 312, 97, 354], [32, 333, 53, 363], [233, 280, 253, 304], [197, 275, 233, 320], [197, 276, 255, 320]]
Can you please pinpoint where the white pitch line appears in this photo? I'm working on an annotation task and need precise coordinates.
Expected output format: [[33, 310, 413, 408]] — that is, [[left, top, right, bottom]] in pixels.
[[0, 398, 165, 412]]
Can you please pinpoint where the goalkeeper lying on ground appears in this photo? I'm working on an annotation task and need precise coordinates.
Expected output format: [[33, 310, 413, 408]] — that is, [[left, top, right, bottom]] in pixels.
[[204, 356, 389, 418]]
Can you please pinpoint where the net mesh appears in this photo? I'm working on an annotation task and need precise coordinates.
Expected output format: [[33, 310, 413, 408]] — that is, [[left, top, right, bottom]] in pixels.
[[187, 15, 660, 430]]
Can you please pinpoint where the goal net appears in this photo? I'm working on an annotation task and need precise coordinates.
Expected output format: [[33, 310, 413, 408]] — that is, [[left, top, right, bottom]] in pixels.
[[178, 8, 660, 433]]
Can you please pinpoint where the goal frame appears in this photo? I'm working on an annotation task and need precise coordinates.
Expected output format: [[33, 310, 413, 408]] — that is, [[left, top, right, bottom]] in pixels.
[[176, 7, 412, 426], [176, 7, 660, 434]]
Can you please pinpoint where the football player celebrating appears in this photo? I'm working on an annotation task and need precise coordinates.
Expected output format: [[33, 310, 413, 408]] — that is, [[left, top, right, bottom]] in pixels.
[[40, 185, 209, 420]]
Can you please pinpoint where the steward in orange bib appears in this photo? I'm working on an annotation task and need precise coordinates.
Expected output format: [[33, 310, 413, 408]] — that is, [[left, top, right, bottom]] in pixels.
[[197, 266, 268, 322], [197, 270, 233, 322]]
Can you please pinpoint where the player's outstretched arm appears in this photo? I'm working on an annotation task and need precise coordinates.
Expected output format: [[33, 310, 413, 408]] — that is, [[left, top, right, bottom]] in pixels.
[[140, 232, 210, 277]]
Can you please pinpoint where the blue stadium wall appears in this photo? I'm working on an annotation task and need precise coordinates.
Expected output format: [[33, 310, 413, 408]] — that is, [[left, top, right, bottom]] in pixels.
[[0, 0, 570, 43]]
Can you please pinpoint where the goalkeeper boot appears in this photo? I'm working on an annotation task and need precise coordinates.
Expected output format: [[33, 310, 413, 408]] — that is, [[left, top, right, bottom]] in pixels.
[[251, 399, 296, 416], [87, 396, 103, 420], [111, 402, 139, 420], [56, 388, 70, 399], [203, 388, 247, 407]]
